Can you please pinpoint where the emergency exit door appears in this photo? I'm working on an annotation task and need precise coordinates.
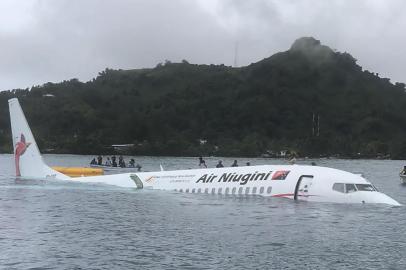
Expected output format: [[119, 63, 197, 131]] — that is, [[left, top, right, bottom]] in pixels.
[[294, 175, 314, 200]]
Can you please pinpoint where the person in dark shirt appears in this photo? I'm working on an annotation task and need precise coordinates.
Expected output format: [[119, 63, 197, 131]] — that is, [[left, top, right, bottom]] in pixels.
[[129, 158, 135, 168], [90, 158, 97, 165], [231, 160, 238, 167], [118, 156, 126, 168], [111, 156, 117, 167], [97, 155, 102, 166], [198, 156, 207, 168], [216, 160, 224, 168]]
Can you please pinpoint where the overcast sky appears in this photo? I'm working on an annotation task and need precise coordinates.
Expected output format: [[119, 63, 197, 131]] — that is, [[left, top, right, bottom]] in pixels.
[[1, 0, 405, 91]]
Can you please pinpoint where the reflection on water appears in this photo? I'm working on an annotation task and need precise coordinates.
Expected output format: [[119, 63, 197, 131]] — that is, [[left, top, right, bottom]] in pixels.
[[0, 154, 406, 269]]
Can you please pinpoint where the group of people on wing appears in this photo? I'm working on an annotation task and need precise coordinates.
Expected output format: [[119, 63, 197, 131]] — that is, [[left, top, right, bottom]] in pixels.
[[90, 155, 142, 171], [198, 157, 250, 169]]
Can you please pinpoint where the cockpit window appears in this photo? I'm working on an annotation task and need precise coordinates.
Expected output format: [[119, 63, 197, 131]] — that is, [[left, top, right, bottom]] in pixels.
[[332, 183, 345, 193], [333, 183, 377, 193], [355, 184, 375, 192], [345, 184, 357, 193]]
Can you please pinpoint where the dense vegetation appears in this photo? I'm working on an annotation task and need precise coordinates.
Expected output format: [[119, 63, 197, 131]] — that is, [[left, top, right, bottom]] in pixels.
[[1, 37, 406, 158]]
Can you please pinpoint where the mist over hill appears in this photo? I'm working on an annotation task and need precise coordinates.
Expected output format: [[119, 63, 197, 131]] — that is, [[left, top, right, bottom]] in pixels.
[[1, 37, 406, 158]]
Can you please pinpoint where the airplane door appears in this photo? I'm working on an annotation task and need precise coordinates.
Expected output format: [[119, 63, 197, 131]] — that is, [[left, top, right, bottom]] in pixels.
[[294, 175, 314, 201]]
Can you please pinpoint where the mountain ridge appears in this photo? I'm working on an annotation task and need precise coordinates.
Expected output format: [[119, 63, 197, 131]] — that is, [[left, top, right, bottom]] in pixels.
[[1, 37, 405, 158]]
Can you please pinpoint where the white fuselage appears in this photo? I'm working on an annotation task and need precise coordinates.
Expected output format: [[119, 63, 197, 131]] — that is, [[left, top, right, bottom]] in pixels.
[[73, 164, 400, 205], [8, 98, 401, 206]]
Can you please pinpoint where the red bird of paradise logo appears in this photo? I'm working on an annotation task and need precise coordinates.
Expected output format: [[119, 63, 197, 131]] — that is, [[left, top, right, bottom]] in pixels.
[[272, 170, 290, 180], [15, 134, 31, 176]]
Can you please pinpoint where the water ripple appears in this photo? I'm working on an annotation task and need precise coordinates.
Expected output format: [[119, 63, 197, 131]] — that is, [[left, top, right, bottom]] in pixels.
[[1, 155, 406, 269]]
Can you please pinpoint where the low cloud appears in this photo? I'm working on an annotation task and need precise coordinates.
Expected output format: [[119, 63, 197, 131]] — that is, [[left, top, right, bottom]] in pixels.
[[1, 0, 406, 90]]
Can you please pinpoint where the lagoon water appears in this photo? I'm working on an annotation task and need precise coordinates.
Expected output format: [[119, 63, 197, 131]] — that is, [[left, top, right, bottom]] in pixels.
[[1, 154, 406, 269]]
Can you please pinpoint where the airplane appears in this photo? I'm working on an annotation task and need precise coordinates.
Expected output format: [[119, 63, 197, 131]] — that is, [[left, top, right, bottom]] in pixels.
[[8, 98, 401, 206]]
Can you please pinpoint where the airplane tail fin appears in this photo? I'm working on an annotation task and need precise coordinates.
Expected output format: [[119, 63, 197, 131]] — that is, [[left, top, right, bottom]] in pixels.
[[8, 98, 70, 180]]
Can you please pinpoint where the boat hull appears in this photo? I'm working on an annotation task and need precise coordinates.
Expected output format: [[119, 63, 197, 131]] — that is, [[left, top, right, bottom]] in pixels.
[[400, 174, 406, 184], [90, 164, 139, 172]]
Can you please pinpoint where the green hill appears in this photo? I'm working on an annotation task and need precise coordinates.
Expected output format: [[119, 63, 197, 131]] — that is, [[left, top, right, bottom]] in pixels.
[[1, 37, 406, 158]]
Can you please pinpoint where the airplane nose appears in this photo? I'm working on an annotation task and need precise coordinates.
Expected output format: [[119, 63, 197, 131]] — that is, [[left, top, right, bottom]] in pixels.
[[373, 193, 401, 206]]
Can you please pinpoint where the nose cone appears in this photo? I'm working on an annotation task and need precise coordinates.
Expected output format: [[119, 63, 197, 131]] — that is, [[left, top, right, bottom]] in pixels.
[[366, 192, 401, 206]]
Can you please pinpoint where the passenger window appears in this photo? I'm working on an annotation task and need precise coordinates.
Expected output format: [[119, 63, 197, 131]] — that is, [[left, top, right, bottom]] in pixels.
[[238, 187, 243, 195], [225, 187, 229, 195], [204, 188, 209, 194], [211, 188, 216, 194], [192, 188, 196, 193], [245, 187, 250, 195], [197, 188, 201, 193], [218, 188, 222, 194], [345, 184, 357, 193], [252, 187, 257, 194], [259, 187, 264, 194], [232, 187, 236, 195], [185, 189, 189, 193], [332, 183, 345, 193], [267, 186, 272, 194], [179, 189, 183, 192]]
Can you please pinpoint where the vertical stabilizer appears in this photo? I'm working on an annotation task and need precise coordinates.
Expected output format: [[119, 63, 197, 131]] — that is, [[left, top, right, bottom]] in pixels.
[[8, 98, 70, 179]]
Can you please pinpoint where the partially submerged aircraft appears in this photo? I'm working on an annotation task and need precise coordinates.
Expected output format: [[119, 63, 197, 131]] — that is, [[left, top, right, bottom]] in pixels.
[[8, 98, 400, 205]]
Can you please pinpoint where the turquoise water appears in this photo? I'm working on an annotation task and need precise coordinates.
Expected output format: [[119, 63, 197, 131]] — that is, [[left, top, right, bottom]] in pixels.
[[0, 154, 405, 269]]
